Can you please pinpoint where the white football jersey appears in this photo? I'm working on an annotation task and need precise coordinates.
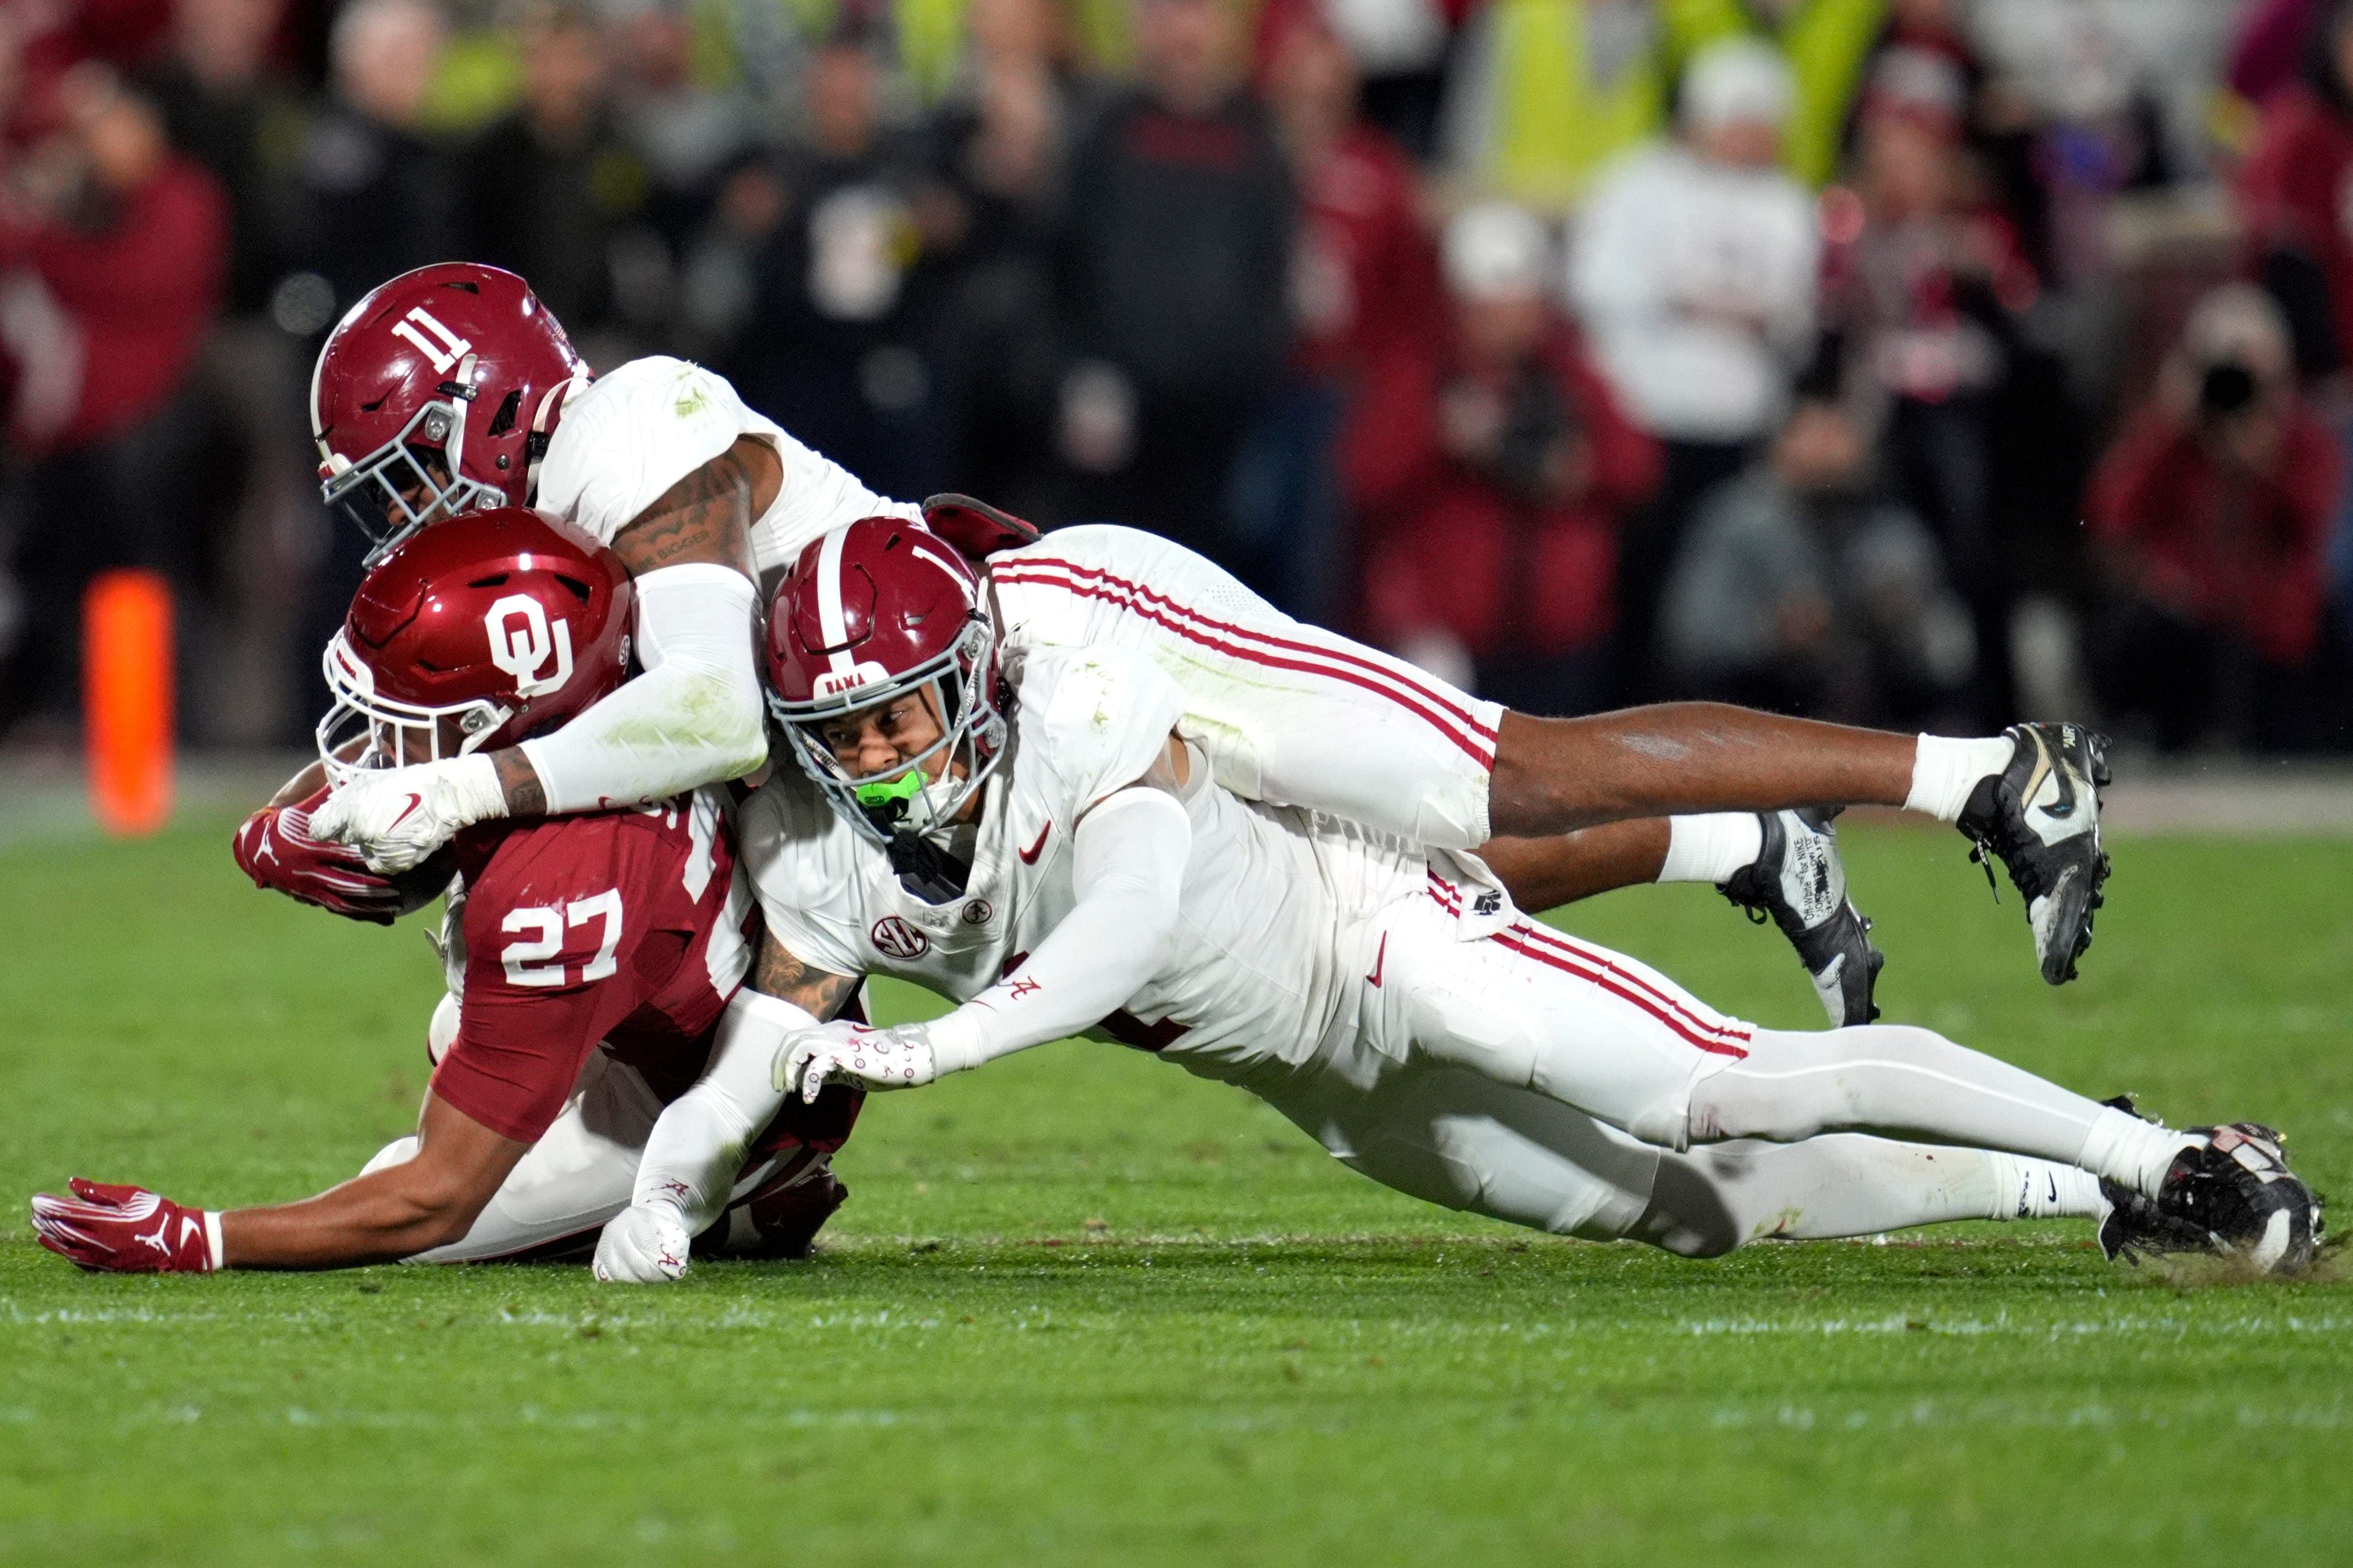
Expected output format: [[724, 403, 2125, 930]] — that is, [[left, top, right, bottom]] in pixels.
[[534, 356, 921, 576], [738, 643, 1430, 1086]]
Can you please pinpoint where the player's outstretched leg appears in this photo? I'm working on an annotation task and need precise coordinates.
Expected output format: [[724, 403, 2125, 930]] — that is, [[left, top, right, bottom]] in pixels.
[[1683, 1026, 2323, 1273], [1628, 1135, 2106, 1257], [1482, 810, 1881, 1027], [1252, 1052, 2112, 1254], [1487, 709, 2111, 985]]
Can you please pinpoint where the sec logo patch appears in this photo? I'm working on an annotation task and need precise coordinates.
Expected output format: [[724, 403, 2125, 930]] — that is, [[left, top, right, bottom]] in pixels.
[[871, 916, 930, 960]]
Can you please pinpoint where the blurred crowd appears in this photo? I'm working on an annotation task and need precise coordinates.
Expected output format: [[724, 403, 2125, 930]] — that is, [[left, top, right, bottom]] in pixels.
[[4, 0, 2352, 755]]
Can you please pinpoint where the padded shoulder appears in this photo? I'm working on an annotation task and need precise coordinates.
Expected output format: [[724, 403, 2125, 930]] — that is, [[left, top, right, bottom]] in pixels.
[[536, 357, 758, 545], [1012, 645, 1189, 819]]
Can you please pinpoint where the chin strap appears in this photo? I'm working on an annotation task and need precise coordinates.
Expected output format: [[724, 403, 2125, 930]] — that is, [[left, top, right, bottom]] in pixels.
[[883, 829, 971, 902]]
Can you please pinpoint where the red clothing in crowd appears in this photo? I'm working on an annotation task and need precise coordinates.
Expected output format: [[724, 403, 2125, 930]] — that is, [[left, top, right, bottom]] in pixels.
[[2085, 405, 2341, 666], [1289, 124, 1440, 382], [2239, 85, 2353, 369], [0, 154, 229, 453], [1343, 321, 1661, 660]]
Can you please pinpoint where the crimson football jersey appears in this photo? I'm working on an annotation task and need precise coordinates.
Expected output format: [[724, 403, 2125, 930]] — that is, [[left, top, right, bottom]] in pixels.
[[431, 787, 755, 1143]]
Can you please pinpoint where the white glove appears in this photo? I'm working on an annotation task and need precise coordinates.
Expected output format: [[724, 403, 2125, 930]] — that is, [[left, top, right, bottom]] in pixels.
[[776, 1020, 939, 1103], [310, 755, 508, 873], [592, 1201, 694, 1284]]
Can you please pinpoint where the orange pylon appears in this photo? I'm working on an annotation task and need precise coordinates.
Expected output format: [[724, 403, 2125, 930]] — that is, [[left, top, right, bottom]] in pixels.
[[84, 569, 175, 835]]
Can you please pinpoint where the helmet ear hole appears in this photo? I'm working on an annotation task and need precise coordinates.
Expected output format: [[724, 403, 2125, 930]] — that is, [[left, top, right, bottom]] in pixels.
[[486, 389, 522, 437]]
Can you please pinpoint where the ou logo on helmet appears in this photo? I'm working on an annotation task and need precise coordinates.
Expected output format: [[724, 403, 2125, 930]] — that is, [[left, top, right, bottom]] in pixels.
[[485, 594, 574, 698]]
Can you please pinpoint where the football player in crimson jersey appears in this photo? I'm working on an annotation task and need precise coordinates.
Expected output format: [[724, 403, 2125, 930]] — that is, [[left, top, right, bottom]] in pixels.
[[30, 510, 858, 1275], [282, 261, 2108, 1027], [588, 518, 2320, 1281]]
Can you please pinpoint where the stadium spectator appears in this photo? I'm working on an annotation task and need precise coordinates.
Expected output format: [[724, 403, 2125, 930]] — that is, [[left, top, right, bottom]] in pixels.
[[1346, 203, 1658, 717], [278, 0, 458, 329], [1437, 0, 1667, 207], [279, 0, 460, 730], [1051, 0, 1293, 570], [1661, 397, 1971, 727], [920, 0, 1094, 518], [1568, 37, 1817, 699], [1822, 55, 2043, 730], [2239, 0, 2353, 380], [1660, 0, 1888, 189], [2231, 0, 2329, 110], [143, 0, 319, 743], [0, 65, 228, 739], [458, 2, 658, 361], [2083, 283, 2341, 753], [692, 35, 949, 503], [1229, 0, 1438, 622]]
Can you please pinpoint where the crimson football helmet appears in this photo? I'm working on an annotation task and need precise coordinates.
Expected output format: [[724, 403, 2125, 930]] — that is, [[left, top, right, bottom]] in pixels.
[[318, 507, 634, 787], [765, 516, 1006, 844], [311, 263, 590, 563]]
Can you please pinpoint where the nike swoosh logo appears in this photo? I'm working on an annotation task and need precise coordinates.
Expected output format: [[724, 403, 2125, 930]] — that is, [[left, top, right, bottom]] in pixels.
[[1018, 823, 1051, 864], [387, 793, 424, 831], [179, 1214, 203, 1250], [1366, 933, 1387, 988]]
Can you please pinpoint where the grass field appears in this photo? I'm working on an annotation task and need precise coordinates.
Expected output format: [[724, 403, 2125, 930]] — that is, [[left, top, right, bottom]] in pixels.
[[2, 815, 2349, 1566]]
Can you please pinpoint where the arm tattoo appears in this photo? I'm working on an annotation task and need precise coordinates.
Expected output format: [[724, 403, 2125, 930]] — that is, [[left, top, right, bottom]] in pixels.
[[752, 931, 862, 1020], [611, 443, 759, 578], [490, 747, 547, 818]]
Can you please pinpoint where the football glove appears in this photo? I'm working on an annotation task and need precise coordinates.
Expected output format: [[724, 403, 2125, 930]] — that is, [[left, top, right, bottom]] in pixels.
[[30, 1179, 216, 1273], [233, 788, 411, 924], [310, 755, 507, 874], [777, 1021, 938, 1104], [592, 1202, 694, 1285], [922, 493, 1041, 563]]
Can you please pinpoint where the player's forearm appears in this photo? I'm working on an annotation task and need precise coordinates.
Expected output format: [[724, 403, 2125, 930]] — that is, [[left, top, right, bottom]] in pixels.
[[634, 989, 818, 1231], [513, 564, 767, 815], [930, 788, 1193, 1071], [218, 1171, 492, 1269]]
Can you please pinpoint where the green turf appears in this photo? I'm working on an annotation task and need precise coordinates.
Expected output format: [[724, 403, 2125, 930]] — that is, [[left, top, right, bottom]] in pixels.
[[2, 818, 2348, 1566]]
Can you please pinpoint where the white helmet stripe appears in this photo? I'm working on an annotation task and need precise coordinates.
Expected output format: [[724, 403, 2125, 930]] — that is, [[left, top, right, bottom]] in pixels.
[[308, 337, 329, 443], [815, 524, 855, 675]]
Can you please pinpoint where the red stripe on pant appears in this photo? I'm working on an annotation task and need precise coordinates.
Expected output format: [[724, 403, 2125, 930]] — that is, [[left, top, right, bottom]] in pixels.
[[992, 561, 1498, 767], [1425, 870, 1750, 1056]]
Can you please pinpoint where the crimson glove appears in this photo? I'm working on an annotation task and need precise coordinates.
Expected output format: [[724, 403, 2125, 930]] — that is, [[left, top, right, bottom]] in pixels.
[[922, 493, 1041, 562], [30, 1179, 217, 1273], [232, 786, 408, 925]]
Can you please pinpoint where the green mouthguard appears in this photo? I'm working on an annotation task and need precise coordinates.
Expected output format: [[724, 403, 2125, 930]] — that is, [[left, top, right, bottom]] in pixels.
[[855, 770, 925, 812]]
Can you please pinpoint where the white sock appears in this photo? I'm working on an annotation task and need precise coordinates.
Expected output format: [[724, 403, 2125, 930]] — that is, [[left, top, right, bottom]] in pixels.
[[2075, 1106, 2198, 1200], [1903, 734, 2017, 822], [1980, 1153, 2106, 1220], [1658, 813, 1765, 885]]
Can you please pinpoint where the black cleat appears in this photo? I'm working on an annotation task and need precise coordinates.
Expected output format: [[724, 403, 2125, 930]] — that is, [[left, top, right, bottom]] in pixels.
[[2153, 1123, 2324, 1275], [2093, 1097, 2212, 1264], [1721, 808, 1883, 1027], [1957, 722, 2111, 985], [2096, 1181, 2213, 1264]]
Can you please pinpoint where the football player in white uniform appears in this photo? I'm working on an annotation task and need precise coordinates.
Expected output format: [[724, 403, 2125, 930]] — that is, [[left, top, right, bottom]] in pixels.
[[292, 264, 2103, 1021], [586, 519, 2320, 1285]]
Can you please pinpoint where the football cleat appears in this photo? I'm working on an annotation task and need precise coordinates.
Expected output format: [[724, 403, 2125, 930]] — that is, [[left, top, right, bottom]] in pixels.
[[2152, 1123, 2323, 1275], [2092, 1097, 2211, 1264], [2095, 1182, 2213, 1264], [1956, 722, 2111, 985], [1720, 808, 1883, 1027]]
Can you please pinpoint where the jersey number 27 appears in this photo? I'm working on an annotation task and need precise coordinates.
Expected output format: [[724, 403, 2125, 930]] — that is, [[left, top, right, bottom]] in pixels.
[[501, 889, 624, 987]]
